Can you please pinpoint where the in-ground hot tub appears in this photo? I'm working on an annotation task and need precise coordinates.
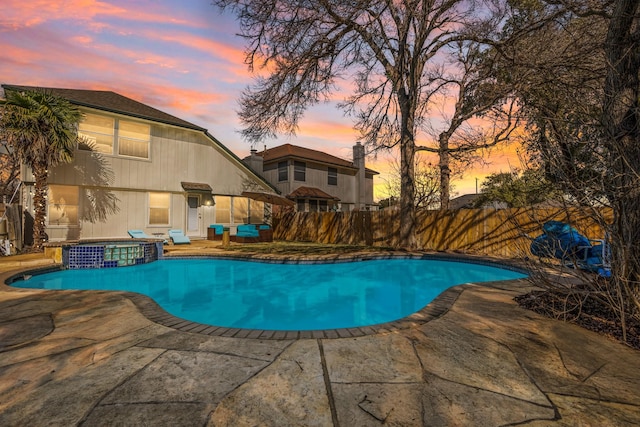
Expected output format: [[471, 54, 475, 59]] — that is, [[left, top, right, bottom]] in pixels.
[[59, 240, 163, 269]]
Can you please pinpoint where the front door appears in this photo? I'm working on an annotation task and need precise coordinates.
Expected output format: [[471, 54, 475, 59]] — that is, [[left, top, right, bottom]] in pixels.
[[187, 195, 200, 236]]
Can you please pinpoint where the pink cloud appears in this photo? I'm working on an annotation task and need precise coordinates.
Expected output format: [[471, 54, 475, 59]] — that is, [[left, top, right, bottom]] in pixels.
[[296, 119, 357, 141], [1, 0, 125, 30], [142, 30, 251, 79], [0, 0, 207, 32]]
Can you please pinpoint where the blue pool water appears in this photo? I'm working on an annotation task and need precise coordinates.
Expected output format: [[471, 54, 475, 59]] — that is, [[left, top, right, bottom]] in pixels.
[[12, 258, 527, 331]]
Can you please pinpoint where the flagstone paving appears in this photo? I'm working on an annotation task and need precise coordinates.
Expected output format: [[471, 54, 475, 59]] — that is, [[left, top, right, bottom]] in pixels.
[[0, 250, 639, 426]]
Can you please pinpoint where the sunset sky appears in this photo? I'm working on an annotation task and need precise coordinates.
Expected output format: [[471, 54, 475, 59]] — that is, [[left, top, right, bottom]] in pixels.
[[1, 0, 523, 200]]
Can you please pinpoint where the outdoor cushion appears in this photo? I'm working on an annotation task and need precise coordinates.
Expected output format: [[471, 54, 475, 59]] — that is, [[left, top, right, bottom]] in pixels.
[[209, 224, 224, 235], [128, 230, 150, 239], [236, 224, 259, 238]]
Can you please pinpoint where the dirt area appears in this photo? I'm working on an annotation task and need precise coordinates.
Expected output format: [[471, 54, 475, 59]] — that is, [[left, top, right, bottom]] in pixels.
[[516, 288, 640, 351]]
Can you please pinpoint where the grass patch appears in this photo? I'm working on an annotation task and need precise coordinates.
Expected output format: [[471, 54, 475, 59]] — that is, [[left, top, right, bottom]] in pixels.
[[219, 241, 395, 255]]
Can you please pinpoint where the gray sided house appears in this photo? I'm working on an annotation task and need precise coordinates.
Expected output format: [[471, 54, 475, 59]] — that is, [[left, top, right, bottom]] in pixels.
[[243, 143, 379, 212], [2, 84, 276, 242]]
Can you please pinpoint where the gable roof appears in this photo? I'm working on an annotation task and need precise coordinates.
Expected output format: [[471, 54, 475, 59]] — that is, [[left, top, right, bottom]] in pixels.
[[288, 186, 340, 201], [448, 193, 508, 210], [448, 194, 481, 209], [258, 143, 378, 174], [1, 84, 204, 131], [259, 143, 354, 168]]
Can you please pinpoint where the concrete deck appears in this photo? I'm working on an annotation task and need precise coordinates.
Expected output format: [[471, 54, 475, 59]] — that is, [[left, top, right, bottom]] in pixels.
[[1, 245, 639, 426]]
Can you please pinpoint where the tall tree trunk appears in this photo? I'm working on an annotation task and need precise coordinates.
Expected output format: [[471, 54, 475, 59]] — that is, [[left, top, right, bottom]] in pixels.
[[439, 135, 451, 210], [31, 162, 49, 252], [398, 88, 417, 249], [602, 0, 640, 333]]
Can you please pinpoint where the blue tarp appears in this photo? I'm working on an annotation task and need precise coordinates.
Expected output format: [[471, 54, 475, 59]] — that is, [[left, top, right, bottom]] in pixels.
[[530, 221, 611, 277]]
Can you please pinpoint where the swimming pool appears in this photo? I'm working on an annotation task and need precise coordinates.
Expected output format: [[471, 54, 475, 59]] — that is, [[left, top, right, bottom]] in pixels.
[[11, 257, 527, 331]]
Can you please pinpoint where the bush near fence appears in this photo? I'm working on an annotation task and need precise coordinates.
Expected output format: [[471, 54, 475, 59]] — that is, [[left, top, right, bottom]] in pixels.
[[272, 208, 611, 258]]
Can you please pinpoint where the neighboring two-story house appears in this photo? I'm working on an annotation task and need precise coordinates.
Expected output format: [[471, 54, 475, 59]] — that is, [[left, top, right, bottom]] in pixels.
[[2, 84, 277, 242], [243, 143, 378, 212]]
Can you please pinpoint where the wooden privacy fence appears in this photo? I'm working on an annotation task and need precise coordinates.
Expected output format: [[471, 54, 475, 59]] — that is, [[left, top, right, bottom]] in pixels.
[[272, 208, 611, 258]]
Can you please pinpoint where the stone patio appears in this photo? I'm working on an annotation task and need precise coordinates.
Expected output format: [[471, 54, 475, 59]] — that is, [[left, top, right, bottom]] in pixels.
[[1, 247, 639, 426]]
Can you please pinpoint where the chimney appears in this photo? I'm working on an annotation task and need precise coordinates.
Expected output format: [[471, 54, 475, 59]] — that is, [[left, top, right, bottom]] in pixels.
[[353, 142, 366, 210], [244, 147, 264, 177]]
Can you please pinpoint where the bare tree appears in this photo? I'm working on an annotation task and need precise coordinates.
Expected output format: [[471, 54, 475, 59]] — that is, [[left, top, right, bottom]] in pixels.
[[419, 40, 520, 209], [492, 0, 640, 341], [214, 0, 490, 248], [601, 0, 640, 336], [381, 153, 444, 209]]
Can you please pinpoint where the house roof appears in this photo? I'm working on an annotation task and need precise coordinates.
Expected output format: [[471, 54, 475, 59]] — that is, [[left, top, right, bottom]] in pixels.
[[181, 182, 213, 192], [448, 193, 508, 210], [1, 83, 280, 194], [257, 143, 379, 175], [1, 84, 205, 131], [448, 194, 482, 209], [288, 186, 340, 201]]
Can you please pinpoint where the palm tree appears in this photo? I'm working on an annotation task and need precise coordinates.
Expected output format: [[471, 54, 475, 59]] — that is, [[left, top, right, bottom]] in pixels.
[[0, 88, 82, 251]]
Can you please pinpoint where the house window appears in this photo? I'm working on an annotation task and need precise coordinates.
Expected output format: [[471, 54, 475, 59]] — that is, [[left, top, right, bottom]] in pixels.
[[233, 197, 249, 224], [149, 192, 170, 225], [278, 161, 288, 182], [249, 200, 264, 223], [294, 161, 306, 181], [118, 121, 150, 158], [319, 200, 328, 212], [328, 167, 337, 185], [215, 196, 231, 223], [48, 185, 79, 225], [297, 200, 305, 212], [78, 113, 150, 159], [309, 199, 318, 212], [78, 113, 115, 154]]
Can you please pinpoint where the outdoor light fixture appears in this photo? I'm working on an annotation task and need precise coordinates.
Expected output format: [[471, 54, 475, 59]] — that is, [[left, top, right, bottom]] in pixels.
[[202, 193, 215, 206]]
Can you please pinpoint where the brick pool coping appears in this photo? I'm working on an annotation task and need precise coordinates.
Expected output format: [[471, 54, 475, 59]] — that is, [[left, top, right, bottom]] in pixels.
[[2, 252, 530, 340]]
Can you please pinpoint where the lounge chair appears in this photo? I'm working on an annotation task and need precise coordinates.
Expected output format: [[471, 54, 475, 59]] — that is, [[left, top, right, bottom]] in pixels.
[[168, 229, 191, 245], [128, 230, 151, 239], [530, 220, 610, 277], [128, 229, 168, 244]]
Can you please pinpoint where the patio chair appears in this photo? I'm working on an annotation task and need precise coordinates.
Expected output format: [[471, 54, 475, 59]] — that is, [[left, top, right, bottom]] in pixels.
[[128, 230, 151, 239], [236, 224, 260, 243], [207, 224, 224, 241], [168, 229, 191, 245], [530, 220, 610, 277], [257, 224, 273, 242], [128, 229, 168, 244]]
